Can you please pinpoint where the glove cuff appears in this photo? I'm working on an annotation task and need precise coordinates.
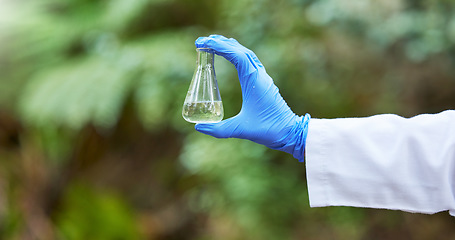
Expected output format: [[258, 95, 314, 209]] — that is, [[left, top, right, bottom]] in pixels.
[[271, 113, 311, 162]]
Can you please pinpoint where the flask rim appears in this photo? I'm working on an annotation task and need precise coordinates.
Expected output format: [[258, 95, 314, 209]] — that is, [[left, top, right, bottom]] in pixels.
[[196, 47, 214, 53]]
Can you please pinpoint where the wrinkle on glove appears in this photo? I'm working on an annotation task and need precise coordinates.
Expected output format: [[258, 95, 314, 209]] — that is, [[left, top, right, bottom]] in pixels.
[[194, 35, 310, 161]]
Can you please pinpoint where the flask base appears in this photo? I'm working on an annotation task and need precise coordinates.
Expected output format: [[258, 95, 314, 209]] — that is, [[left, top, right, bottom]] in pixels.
[[182, 101, 223, 123]]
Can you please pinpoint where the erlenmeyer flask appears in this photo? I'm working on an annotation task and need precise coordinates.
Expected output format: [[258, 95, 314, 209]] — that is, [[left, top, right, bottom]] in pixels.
[[182, 48, 224, 123]]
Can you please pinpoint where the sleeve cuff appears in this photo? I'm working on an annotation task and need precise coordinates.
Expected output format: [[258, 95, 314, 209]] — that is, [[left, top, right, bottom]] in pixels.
[[304, 118, 331, 207]]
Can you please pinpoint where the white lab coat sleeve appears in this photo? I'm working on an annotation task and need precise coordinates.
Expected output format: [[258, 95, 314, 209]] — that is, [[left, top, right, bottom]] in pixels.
[[305, 110, 455, 216]]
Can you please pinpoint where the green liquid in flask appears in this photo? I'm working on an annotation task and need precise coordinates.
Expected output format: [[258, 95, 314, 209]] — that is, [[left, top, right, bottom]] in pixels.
[[182, 101, 223, 123]]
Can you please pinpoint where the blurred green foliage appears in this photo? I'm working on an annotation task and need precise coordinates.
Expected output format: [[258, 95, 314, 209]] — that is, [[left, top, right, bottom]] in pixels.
[[1, 0, 455, 239], [55, 183, 142, 240]]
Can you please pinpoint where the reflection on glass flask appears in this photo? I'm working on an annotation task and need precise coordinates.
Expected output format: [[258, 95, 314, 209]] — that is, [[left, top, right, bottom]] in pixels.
[[182, 48, 224, 123]]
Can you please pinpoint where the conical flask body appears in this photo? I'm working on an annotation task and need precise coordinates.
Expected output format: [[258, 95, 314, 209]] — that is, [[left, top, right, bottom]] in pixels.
[[182, 48, 224, 123]]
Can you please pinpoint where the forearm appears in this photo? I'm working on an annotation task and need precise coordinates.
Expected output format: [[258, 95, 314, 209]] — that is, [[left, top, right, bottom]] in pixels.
[[269, 113, 311, 162], [305, 110, 455, 216]]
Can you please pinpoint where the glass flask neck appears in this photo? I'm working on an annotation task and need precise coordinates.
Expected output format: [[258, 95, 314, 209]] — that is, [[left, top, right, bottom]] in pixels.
[[197, 48, 214, 66]]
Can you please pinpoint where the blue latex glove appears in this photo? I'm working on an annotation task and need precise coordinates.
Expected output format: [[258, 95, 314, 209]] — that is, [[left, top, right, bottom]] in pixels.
[[194, 35, 310, 162]]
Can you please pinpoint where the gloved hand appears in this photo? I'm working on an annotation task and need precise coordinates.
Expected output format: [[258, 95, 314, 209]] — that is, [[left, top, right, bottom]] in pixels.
[[194, 35, 310, 162]]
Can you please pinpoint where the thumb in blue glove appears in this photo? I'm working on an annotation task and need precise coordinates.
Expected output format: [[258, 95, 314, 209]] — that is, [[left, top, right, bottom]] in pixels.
[[194, 35, 310, 162]]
